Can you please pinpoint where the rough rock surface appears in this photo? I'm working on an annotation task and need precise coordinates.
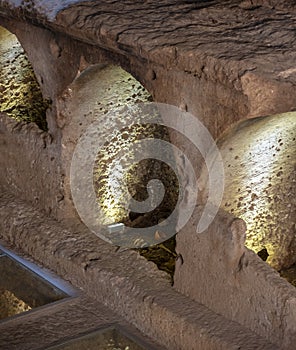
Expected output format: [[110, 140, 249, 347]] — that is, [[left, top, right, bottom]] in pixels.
[[0, 2, 295, 348], [56, 64, 153, 222], [0, 190, 276, 350], [57, 64, 179, 246], [218, 112, 296, 270], [0, 113, 62, 217], [0, 26, 48, 130], [198, 111, 296, 271], [174, 207, 296, 349], [1, 0, 296, 138]]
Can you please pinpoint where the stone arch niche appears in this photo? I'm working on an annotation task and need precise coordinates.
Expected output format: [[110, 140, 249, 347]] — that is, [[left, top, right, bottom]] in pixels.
[[56, 62, 183, 255], [218, 112, 296, 271], [174, 111, 296, 348], [55, 63, 167, 224], [0, 25, 48, 130]]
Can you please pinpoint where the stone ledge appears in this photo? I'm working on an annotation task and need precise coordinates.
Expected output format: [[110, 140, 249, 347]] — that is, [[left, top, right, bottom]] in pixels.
[[1, 1, 296, 137], [0, 190, 277, 350], [1, 0, 296, 86], [175, 207, 296, 349]]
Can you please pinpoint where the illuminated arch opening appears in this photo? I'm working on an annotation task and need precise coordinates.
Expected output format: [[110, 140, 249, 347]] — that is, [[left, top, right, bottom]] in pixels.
[[0, 26, 49, 130], [60, 63, 178, 276], [216, 113, 296, 284]]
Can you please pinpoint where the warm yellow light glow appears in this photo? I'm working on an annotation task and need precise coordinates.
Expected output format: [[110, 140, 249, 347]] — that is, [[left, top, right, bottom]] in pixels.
[[219, 113, 296, 269], [0, 289, 31, 320], [0, 26, 48, 129]]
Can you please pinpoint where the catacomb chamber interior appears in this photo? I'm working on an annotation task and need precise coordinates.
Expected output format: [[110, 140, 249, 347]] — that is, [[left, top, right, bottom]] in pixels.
[[64, 61, 295, 282], [0, 26, 49, 130], [0, 21, 295, 285], [1, 2, 296, 348]]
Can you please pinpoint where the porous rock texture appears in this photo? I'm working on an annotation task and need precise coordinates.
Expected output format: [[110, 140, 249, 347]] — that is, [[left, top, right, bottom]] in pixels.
[[218, 112, 296, 270], [0, 1, 296, 349], [198, 111, 296, 271], [0, 26, 48, 130], [0, 0, 295, 233], [0, 0, 295, 217]]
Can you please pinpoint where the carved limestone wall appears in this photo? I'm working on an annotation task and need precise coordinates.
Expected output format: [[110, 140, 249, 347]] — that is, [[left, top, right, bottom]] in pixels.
[[174, 207, 296, 348]]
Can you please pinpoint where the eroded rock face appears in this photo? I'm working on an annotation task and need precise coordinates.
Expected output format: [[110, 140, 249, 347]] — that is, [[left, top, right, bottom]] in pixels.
[[203, 112, 296, 270], [57, 64, 153, 222], [58, 64, 179, 247], [3, 0, 296, 142], [174, 206, 296, 348], [0, 26, 48, 130]]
